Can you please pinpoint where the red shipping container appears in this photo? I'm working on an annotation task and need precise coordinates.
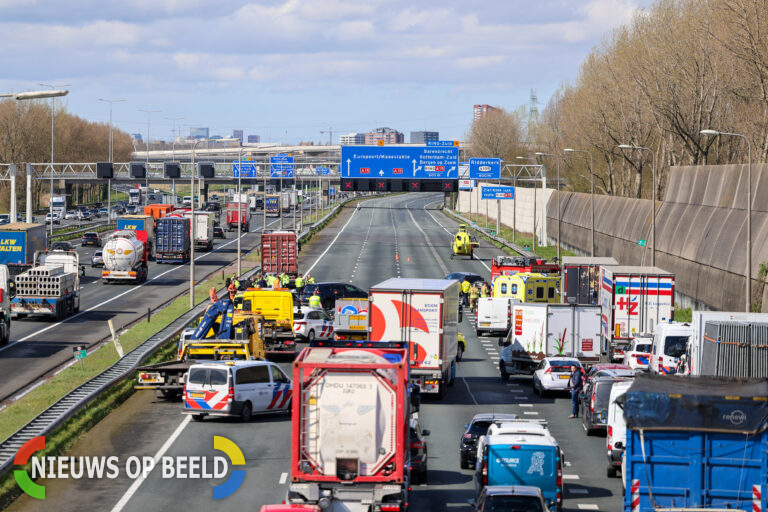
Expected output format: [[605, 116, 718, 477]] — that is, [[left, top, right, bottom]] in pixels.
[[261, 231, 298, 276]]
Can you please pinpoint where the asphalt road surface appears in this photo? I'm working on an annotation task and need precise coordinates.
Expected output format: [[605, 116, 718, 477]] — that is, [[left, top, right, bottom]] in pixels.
[[7, 193, 623, 511], [0, 208, 294, 402]]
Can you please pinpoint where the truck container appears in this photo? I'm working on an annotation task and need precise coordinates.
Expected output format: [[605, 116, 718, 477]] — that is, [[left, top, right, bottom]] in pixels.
[[561, 256, 618, 305], [476, 297, 513, 337], [369, 278, 459, 398], [490, 255, 560, 283], [128, 188, 141, 205], [102, 230, 148, 283], [0, 223, 47, 266], [182, 211, 214, 251], [11, 250, 80, 321], [499, 303, 601, 377], [226, 202, 250, 231], [333, 298, 368, 341], [600, 266, 674, 361], [233, 289, 295, 354], [622, 374, 768, 512], [143, 204, 175, 222], [261, 231, 298, 276], [289, 342, 411, 512], [697, 320, 768, 378], [117, 215, 155, 258], [155, 216, 191, 264], [281, 190, 295, 212], [492, 273, 561, 303], [265, 194, 280, 217], [0, 264, 11, 344]]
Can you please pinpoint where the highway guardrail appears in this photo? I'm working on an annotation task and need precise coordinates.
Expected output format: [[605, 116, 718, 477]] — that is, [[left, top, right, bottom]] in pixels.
[[442, 205, 539, 258]]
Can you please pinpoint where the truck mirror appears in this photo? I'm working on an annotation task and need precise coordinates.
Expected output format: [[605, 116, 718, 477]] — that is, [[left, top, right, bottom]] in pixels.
[[422, 429, 430, 436]]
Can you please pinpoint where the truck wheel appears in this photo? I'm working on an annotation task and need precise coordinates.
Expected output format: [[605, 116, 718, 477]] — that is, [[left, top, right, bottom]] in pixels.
[[240, 401, 252, 422], [191, 414, 205, 422], [448, 361, 456, 387], [606, 465, 618, 478], [457, 343, 464, 361], [500, 361, 509, 382]]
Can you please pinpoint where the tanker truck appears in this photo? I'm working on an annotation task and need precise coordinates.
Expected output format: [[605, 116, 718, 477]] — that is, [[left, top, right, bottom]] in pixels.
[[101, 230, 149, 283]]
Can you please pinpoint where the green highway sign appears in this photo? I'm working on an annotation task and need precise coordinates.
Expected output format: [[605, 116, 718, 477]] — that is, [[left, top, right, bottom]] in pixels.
[[73, 346, 87, 360]]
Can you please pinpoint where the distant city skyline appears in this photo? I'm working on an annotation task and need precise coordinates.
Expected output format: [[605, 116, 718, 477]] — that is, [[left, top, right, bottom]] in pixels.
[[0, 0, 654, 144]]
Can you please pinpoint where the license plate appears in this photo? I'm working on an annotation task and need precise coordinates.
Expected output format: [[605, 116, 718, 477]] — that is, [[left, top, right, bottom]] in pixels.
[[189, 392, 205, 398], [141, 377, 158, 383], [480, 322, 490, 326], [559, 375, 570, 379]]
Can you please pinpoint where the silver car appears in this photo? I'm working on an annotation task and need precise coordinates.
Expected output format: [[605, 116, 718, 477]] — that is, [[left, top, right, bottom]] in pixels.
[[532, 356, 582, 397]]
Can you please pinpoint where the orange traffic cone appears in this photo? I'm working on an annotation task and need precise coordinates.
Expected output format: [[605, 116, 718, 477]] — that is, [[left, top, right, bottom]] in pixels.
[[395, 253, 399, 261]]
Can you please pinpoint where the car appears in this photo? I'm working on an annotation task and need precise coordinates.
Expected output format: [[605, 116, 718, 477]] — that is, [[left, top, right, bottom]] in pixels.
[[81, 232, 102, 247], [204, 202, 220, 212], [474, 485, 548, 512], [606, 379, 633, 478], [459, 413, 518, 469], [64, 210, 76, 220], [445, 272, 485, 286], [50, 241, 74, 251], [298, 282, 367, 310], [584, 363, 633, 384], [126, 205, 137, 213], [99, 208, 109, 216], [45, 213, 60, 224], [532, 356, 582, 397], [91, 251, 104, 267], [623, 335, 652, 371], [79, 211, 91, 221], [213, 226, 225, 239], [293, 308, 334, 342], [94, 202, 103, 209], [581, 370, 634, 435], [89, 208, 100, 218], [409, 416, 430, 484], [0, 214, 9, 225], [183, 360, 292, 422]]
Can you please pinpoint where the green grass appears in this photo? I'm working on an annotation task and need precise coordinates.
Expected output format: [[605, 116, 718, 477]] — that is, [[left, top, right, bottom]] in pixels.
[[51, 224, 116, 242], [674, 306, 692, 323]]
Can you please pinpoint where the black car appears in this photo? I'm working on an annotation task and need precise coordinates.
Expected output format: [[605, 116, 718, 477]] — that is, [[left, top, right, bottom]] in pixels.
[[81, 232, 102, 247], [50, 241, 74, 251], [298, 282, 367, 310], [204, 202, 220, 212], [445, 272, 485, 286], [581, 373, 633, 435], [460, 413, 518, 469], [474, 486, 547, 512], [409, 418, 430, 484], [89, 208, 100, 218], [213, 227, 225, 239], [94, 202, 103, 209]]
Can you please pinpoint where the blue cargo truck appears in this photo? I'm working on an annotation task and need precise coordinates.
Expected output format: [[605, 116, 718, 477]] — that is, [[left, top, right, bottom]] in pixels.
[[622, 374, 768, 511], [0, 223, 47, 266], [155, 217, 191, 264]]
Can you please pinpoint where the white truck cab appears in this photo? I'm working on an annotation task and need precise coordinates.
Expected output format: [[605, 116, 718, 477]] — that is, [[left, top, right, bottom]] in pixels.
[[606, 379, 633, 478], [0, 264, 10, 345], [648, 322, 692, 375]]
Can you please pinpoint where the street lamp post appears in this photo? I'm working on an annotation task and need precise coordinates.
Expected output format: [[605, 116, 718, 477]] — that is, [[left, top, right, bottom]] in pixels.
[[98, 98, 125, 222], [564, 148, 596, 256], [189, 139, 205, 310], [701, 129, 753, 312], [39, 83, 70, 239], [618, 145, 657, 266], [165, 117, 184, 198], [535, 152, 563, 262], [517, 156, 538, 249], [236, 147, 244, 277], [139, 109, 160, 207]]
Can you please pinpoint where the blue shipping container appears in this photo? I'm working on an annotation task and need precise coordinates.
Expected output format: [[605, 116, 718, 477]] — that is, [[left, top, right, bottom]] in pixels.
[[117, 218, 150, 232], [155, 217, 190, 263], [0, 224, 47, 265], [623, 374, 768, 511]]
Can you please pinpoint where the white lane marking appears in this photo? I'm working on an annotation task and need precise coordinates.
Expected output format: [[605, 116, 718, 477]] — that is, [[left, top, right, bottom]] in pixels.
[[576, 505, 599, 510], [0, 216, 283, 354], [518, 404, 533, 407], [279, 472, 288, 484], [523, 411, 539, 415], [406, 208, 448, 275], [421, 203, 491, 272], [563, 474, 580, 480], [110, 415, 192, 512], [564, 461, 572, 467], [304, 200, 361, 275]]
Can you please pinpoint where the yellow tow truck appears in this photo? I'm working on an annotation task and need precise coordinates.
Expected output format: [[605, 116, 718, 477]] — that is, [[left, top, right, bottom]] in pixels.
[[233, 288, 296, 355]]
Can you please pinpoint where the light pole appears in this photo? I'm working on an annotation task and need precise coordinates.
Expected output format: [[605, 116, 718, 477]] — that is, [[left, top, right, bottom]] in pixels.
[[98, 98, 125, 221], [189, 139, 205, 310], [564, 148, 595, 256], [517, 156, 538, 249], [535, 152, 563, 262], [701, 129, 753, 312], [617, 144, 657, 266], [236, 146, 244, 277], [139, 109, 160, 207], [39, 83, 70, 238]]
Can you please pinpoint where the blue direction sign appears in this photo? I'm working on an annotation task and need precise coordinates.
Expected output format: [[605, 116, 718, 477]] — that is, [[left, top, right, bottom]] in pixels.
[[481, 186, 515, 200], [426, 140, 459, 147], [329, 186, 335, 196], [233, 161, 257, 178], [316, 166, 331, 175], [341, 145, 459, 179], [270, 154, 294, 178], [469, 158, 502, 179]]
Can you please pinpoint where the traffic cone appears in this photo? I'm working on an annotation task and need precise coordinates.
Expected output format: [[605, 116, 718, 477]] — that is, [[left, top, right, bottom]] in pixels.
[[396, 253, 399, 261], [407, 257, 411, 262]]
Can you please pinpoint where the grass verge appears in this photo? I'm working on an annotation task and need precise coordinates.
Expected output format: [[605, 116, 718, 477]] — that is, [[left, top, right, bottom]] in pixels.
[[51, 223, 116, 242]]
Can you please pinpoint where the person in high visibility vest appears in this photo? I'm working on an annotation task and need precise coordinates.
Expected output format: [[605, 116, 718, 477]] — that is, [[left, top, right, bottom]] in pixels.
[[209, 287, 218, 303], [460, 278, 471, 307], [306, 274, 316, 284], [308, 289, 321, 308], [280, 273, 290, 287], [295, 274, 305, 294], [480, 282, 490, 298], [227, 282, 237, 301], [469, 283, 480, 312]]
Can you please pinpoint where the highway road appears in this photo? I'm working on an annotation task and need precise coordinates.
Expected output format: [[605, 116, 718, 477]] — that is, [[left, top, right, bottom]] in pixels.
[[6, 193, 623, 512], [0, 208, 294, 403]]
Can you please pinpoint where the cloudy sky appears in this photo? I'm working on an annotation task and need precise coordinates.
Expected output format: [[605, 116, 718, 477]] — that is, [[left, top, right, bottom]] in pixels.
[[0, 0, 654, 144]]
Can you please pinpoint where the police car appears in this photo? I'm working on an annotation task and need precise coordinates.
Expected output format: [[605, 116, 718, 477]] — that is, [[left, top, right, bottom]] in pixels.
[[293, 307, 334, 342], [183, 360, 292, 421]]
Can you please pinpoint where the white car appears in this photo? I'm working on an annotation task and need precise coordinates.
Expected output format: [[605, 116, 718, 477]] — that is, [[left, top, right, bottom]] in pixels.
[[45, 213, 60, 224], [64, 211, 76, 220], [532, 356, 582, 397], [293, 307, 334, 342], [606, 380, 633, 478], [622, 335, 652, 371]]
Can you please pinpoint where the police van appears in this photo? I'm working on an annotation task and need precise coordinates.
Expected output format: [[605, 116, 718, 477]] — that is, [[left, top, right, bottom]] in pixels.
[[183, 360, 292, 421]]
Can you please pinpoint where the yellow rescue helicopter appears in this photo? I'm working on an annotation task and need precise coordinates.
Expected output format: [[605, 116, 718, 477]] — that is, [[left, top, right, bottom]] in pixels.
[[451, 224, 480, 259]]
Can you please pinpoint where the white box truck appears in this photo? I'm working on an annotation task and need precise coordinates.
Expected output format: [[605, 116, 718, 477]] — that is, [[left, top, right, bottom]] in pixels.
[[600, 266, 675, 361], [499, 303, 602, 378], [183, 211, 215, 251], [369, 278, 459, 398]]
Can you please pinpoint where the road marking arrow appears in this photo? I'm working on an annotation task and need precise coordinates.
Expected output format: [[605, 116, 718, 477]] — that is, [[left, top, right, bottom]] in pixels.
[[346, 158, 351, 177]]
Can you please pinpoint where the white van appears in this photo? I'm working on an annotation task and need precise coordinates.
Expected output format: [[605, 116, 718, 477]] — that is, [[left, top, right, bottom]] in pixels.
[[476, 297, 513, 337], [605, 379, 633, 478], [183, 360, 292, 421], [648, 322, 692, 375]]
